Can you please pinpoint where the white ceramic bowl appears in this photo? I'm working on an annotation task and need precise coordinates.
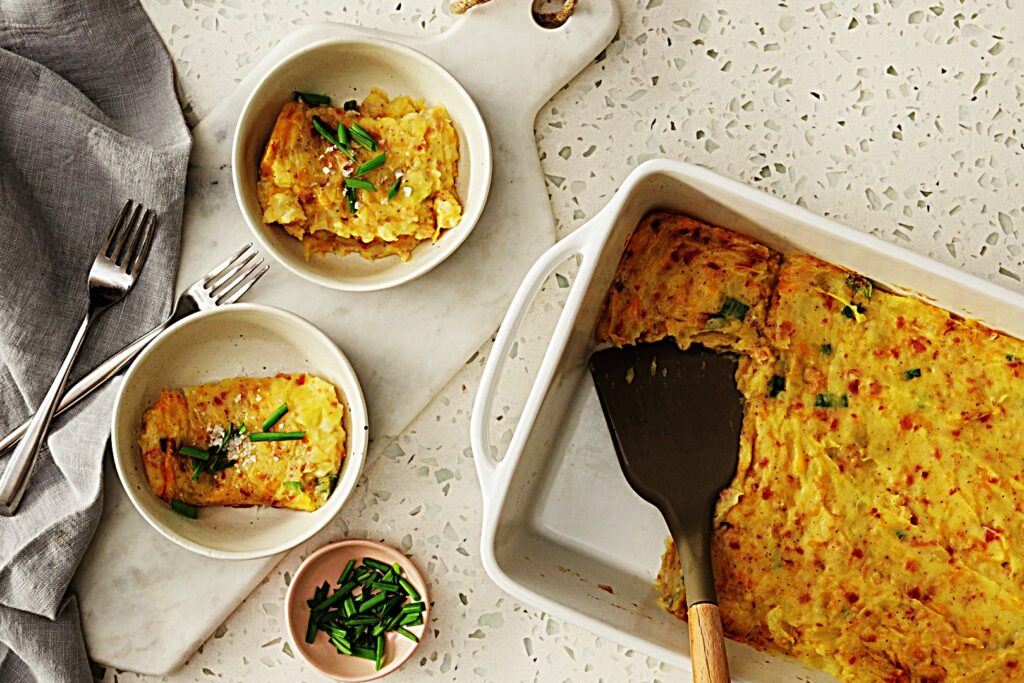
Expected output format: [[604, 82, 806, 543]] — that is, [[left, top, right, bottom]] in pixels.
[[232, 36, 492, 291], [111, 304, 368, 560]]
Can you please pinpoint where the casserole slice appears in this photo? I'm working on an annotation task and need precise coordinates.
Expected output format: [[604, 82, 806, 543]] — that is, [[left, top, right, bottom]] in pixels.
[[139, 373, 346, 512]]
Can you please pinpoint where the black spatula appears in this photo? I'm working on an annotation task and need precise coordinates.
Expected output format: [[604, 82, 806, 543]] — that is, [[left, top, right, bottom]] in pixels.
[[589, 339, 744, 683]]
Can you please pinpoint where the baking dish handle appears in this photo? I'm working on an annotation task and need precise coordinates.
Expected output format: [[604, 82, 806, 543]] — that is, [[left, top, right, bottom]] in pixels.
[[470, 223, 598, 499]]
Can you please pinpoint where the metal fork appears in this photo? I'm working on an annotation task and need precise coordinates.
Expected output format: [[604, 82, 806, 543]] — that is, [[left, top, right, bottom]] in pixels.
[[0, 200, 157, 515], [0, 243, 268, 458]]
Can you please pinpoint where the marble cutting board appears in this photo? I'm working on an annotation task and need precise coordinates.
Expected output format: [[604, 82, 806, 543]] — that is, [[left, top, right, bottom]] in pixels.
[[71, 1, 619, 676]]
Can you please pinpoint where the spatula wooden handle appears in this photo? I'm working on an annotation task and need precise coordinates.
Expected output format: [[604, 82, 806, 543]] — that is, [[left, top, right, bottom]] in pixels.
[[688, 602, 730, 683]]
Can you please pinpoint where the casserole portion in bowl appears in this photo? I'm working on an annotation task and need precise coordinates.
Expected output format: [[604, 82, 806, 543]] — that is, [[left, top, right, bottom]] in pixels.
[[139, 373, 347, 513], [258, 88, 462, 262]]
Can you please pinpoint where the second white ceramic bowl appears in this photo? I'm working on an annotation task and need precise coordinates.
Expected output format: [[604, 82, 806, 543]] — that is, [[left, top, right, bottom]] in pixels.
[[111, 304, 369, 560], [233, 36, 492, 291]]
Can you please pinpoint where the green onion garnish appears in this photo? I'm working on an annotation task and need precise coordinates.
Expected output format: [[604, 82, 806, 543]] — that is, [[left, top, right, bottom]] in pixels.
[[262, 403, 289, 431], [814, 393, 849, 408], [767, 374, 786, 398], [387, 178, 402, 200], [295, 91, 331, 106], [191, 461, 202, 482], [339, 559, 356, 585], [718, 297, 750, 321], [345, 186, 357, 214], [249, 431, 306, 442], [396, 627, 419, 643], [350, 122, 377, 151], [398, 578, 421, 601], [312, 116, 343, 148], [282, 480, 303, 492], [179, 445, 209, 460], [356, 152, 387, 177], [337, 122, 350, 147], [343, 99, 359, 111], [344, 178, 375, 191], [171, 499, 197, 519], [905, 368, 921, 380], [821, 343, 833, 355], [362, 558, 391, 572]]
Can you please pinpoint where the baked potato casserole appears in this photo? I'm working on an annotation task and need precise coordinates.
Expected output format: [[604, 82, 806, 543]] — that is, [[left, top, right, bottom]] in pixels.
[[139, 373, 347, 513], [257, 88, 462, 262], [599, 212, 1024, 682]]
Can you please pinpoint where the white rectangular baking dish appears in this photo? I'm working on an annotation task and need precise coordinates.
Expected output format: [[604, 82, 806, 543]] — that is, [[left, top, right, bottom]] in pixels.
[[470, 159, 1024, 681]]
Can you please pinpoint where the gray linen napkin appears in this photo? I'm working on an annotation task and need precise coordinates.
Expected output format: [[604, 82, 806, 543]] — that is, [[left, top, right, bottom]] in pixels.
[[0, 0, 190, 679]]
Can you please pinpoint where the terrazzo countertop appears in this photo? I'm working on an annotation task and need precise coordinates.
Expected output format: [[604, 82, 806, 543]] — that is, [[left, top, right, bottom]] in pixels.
[[99, 0, 1023, 680]]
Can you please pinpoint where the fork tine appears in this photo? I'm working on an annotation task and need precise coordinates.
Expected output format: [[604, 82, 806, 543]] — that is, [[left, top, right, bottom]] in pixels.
[[101, 200, 136, 256], [219, 263, 269, 305], [208, 251, 257, 297], [111, 201, 144, 264], [127, 210, 157, 275], [203, 243, 255, 288]]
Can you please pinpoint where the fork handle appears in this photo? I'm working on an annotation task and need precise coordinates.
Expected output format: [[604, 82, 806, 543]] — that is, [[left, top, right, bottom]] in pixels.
[[0, 313, 97, 515], [0, 319, 169, 455]]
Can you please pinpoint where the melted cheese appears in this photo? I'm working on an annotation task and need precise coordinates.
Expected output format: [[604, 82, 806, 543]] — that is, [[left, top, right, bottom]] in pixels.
[[600, 212, 1024, 682]]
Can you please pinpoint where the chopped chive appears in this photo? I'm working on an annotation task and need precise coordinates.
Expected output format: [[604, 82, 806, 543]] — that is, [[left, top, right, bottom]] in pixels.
[[396, 627, 419, 643], [211, 458, 236, 472], [179, 445, 209, 460], [400, 613, 423, 627], [358, 592, 389, 614], [337, 122, 350, 147], [350, 646, 377, 661], [370, 582, 401, 593], [768, 374, 786, 398], [249, 431, 305, 442], [343, 596, 356, 618], [343, 99, 359, 111], [344, 177, 375, 191], [398, 578, 421, 601], [191, 460, 202, 481], [345, 185, 358, 214], [814, 393, 849, 408], [904, 368, 922, 380], [282, 480, 303, 492], [356, 152, 387, 177], [845, 274, 874, 299], [821, 343, 833, 355], [401, 602, 425, 614], [350, 122, 377, 150], [391, 563, 403, 575], [171, 499, 197, 519], [312, 116, 343, 148], [842, 303, 866, 320], [375, 634, 384, 670], [363, 558, 391, 572], [295, 91, 331, 106], [262, 403, 288, 431], [305, 610, 319, 643], [387, 178, 402, 200], [718, 297, 750, 321], [339, 559, 356, 584]]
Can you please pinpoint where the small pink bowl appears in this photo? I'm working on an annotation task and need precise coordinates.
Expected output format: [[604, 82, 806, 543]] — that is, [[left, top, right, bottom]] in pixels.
[[285, 540, 430, 681]]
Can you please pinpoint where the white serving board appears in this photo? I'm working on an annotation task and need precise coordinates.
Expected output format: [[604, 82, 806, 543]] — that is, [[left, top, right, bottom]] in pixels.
[[72, 2, 619, 676]]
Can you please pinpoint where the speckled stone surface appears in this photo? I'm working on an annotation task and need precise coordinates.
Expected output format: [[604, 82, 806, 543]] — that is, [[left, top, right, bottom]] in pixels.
[[99, 0, 1023, 680]]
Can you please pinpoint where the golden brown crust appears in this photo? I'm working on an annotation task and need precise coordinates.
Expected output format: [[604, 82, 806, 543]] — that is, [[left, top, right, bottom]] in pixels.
[[597, 212, 779, 361], [604, 213, 1024, 683]]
